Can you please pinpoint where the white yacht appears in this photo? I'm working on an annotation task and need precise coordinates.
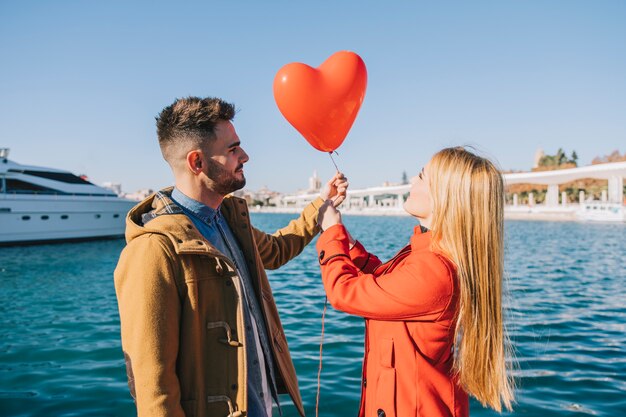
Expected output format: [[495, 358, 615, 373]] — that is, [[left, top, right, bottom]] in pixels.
[[0, 148, 137, 245]]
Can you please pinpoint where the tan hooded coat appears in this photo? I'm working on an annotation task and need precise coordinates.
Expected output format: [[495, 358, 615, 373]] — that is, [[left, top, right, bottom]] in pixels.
[[115, 188, 322, 417]]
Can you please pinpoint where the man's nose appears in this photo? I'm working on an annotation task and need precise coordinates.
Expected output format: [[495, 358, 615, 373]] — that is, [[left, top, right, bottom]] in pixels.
[[240, 149, 249, 163]]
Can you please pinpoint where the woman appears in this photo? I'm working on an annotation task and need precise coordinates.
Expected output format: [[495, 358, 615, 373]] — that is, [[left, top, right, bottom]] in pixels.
[[316, 147, 514, 417]]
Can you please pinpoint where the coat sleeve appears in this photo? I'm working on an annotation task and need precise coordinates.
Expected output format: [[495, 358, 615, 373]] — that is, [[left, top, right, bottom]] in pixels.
[[347, 239, 382, 274], [114, 234, 185, 417], [316, 224, 454, 321], [252, 197, 324, 270]]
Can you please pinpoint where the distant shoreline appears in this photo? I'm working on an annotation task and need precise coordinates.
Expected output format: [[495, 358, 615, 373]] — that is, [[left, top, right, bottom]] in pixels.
[[249, 206, 588, 222]]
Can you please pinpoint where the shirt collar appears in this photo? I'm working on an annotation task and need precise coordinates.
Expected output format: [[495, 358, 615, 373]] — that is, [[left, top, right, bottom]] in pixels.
[[171, 188, 221, 225]]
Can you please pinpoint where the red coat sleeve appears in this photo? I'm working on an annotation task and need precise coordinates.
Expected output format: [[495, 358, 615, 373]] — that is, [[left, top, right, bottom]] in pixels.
[[347, 239, 382, 274], [316, 224, 454, 321]]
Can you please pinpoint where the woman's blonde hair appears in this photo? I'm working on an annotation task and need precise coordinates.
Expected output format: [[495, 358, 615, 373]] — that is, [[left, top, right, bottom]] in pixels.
[[428, 147, 514, 412]]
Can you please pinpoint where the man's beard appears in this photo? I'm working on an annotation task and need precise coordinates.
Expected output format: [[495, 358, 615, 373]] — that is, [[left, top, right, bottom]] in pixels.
[[205, 159, 246, 195]]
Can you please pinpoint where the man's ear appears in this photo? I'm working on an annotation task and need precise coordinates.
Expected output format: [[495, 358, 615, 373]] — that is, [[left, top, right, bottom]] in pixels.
[[186, 150, 202, 174]]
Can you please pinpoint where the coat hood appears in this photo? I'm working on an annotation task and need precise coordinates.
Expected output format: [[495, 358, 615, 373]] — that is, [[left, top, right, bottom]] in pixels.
[[124, 186, 241, 257]]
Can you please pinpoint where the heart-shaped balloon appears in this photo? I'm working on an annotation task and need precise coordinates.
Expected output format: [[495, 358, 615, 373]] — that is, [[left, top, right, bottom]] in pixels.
[[273, 51, 367, 152]]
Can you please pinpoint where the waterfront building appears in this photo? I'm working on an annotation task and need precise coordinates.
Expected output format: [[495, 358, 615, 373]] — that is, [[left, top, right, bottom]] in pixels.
[[270, 162, 626, 221]]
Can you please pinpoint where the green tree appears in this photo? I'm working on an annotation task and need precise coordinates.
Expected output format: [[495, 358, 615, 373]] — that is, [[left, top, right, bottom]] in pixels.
[[539, 154, 556, 167]]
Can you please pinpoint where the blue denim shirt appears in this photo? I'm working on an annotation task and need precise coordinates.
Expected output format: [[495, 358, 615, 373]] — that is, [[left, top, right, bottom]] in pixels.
[[171, 188, 279, 417]]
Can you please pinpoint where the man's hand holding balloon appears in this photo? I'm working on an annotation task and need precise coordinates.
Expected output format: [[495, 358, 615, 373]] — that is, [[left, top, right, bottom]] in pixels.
[[320, 172, 349, 207]]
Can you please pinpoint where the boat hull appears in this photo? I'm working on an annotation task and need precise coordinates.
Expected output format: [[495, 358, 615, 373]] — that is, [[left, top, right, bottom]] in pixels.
[[0, 194, 137, 245], [576, 203, 625, 222]]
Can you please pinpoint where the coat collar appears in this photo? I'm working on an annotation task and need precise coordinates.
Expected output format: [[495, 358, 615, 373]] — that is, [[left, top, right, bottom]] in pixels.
[[410, 225, 432, 252], [125, 187, 247, 257]]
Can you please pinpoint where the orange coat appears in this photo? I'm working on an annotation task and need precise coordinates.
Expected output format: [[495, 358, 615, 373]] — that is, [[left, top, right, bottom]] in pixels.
[[316, 224, 469, 417]]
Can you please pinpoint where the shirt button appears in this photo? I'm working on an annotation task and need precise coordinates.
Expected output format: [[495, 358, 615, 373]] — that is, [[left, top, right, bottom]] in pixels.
[[377, 409, 386, 417]]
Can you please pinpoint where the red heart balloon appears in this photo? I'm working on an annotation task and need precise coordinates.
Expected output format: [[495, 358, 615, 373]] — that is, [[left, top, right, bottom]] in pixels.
[[273, 51, 367, 152]]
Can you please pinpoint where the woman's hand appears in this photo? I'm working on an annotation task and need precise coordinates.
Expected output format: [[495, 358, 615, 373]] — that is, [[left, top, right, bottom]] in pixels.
[[317, 199, 342, 231], [320, 172, 349, 207]]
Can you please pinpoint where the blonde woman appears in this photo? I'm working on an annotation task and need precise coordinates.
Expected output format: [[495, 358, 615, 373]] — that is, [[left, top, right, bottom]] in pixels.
[[316, 147, 514, 417]]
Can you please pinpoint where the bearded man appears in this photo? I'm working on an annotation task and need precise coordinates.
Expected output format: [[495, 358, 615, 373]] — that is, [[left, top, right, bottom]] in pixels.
[[114, 96, 347, 417]]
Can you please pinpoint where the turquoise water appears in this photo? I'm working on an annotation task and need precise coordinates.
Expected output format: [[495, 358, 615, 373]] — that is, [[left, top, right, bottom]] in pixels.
[[0, 214, 624, 416]]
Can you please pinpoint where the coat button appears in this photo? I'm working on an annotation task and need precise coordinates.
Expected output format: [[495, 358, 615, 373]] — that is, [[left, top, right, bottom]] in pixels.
[[319, 250, 325, 261], [363, 379, 367, 387], [377, 409, 386, 417]]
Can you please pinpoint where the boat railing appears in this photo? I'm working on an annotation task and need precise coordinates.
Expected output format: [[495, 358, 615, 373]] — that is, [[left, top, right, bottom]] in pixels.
[[2, 190, 121, 198]]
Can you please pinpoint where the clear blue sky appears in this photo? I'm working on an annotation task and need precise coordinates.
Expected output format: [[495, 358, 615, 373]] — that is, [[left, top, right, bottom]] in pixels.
[[1, 1, 624, 193]]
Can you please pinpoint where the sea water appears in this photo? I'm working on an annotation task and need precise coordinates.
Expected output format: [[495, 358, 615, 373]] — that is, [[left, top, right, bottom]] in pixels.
[[0, 214, 624, 416]]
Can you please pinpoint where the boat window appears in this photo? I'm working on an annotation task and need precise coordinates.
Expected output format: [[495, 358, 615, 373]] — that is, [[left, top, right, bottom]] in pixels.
[[22, 215, 31, 220], [5, 178, 116, 197], [61, 215, 69, 220], [41, 215, 49, 220], [8, 169, 93, 185], [95, 214, 101, 219], [113, 214, 120, 218], [6, 179, 58, 194]]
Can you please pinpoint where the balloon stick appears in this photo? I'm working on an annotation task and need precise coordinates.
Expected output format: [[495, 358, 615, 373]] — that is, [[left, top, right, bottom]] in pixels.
[[328, 151, 340, 173]]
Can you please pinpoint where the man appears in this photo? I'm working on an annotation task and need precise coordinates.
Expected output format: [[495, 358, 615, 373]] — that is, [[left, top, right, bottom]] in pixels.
[[114, 96, 347, 417]]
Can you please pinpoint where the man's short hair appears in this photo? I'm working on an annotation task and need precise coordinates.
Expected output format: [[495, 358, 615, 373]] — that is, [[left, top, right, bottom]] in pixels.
[[156, 96, 236, 163]]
